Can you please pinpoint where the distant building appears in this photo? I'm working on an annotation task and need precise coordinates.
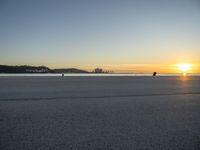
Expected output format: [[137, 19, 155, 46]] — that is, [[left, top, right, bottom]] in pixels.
[[94, 68, 104, 73], [26, 68, 49, 73]]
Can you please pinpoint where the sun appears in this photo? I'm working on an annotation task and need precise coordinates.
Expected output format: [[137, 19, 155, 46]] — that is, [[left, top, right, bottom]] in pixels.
[[177, 64, 191, 72]]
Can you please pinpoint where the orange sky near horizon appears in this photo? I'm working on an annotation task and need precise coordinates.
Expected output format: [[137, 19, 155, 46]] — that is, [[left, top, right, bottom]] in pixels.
[[47, 63, 200, 74]]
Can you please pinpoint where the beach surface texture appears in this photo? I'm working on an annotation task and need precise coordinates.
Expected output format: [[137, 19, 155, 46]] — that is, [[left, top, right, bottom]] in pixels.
[[0, 76, 200, 150]]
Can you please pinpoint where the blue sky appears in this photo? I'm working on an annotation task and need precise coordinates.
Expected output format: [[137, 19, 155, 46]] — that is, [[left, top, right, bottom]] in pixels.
[[0, 0, 199, 72]]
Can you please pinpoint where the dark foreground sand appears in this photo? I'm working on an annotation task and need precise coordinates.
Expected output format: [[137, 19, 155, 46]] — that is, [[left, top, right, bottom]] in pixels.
[[0, 76, 200, 150]]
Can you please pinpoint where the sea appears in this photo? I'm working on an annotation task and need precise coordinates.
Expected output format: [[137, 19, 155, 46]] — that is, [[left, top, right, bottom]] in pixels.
[[0, 73, 199, 76]]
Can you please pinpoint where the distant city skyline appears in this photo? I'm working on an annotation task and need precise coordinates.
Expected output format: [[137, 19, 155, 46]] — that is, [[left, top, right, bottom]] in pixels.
[[0, 0, 200, 73]]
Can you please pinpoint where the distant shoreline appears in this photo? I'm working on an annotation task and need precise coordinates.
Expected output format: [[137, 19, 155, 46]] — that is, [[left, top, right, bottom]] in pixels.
[[0, 73, 200, 77], [0, 65, 108, 74]]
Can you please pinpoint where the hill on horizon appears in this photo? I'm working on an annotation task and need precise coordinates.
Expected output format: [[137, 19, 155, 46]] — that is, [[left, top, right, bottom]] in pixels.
[[0, 65, 89, 73]]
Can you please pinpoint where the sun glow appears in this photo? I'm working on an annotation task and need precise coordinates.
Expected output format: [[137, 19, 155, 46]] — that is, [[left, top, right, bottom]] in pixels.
[[177, 64, 192, 72]]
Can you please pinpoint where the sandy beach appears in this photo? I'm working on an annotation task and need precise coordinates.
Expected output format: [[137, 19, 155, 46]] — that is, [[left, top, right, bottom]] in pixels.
[[0, 76, 200, 150]]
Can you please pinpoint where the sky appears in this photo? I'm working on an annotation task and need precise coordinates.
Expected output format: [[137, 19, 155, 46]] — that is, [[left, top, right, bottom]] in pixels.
[[0, 0, 200, 73]]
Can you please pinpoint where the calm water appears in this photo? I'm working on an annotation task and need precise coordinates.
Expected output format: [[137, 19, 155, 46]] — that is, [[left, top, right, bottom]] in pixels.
[[0, 73, 199, 76]]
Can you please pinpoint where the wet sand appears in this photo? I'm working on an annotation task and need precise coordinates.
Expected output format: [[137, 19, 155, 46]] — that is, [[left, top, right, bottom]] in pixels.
[[0, 76, 200, 150]]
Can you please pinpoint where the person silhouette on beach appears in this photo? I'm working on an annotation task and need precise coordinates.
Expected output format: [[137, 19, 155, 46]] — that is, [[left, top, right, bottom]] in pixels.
[[153, 72, 157, 76]]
